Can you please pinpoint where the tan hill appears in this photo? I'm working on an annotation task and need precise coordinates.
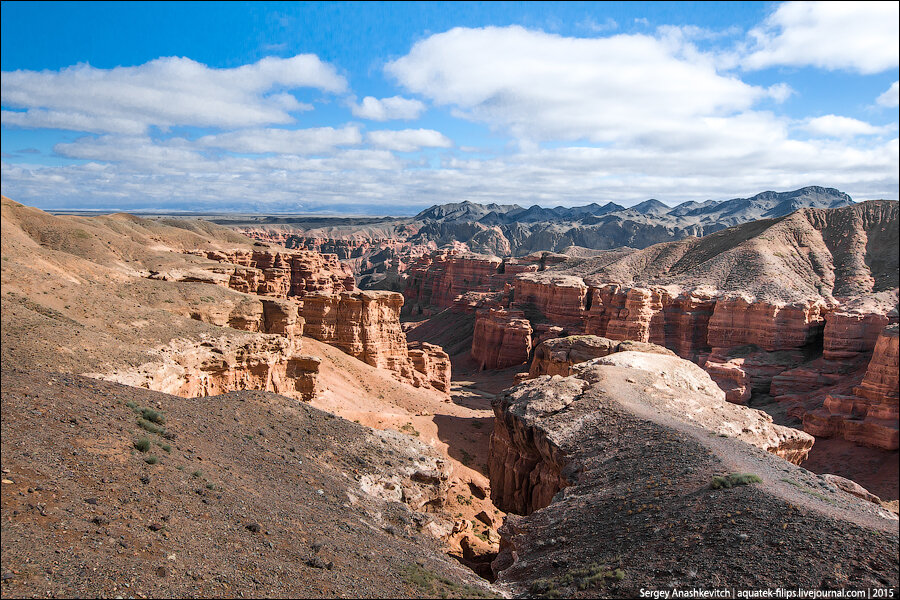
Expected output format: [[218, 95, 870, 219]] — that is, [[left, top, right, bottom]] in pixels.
[[1, 197, 504, 593], [551, 200, 899, 303]]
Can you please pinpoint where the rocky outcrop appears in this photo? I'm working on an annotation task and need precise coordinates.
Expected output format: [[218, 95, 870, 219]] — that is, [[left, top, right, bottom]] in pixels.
[[513, 274, 587, 325], [403, 250, 537, 315], [490, 350, 816, 516], [302, 290, 451, 392], [489, 376, 584, 514], [85, 334, 320, 402], [488, 356, 896, 596], [201, 249, 355, 298], [804, 325, 899, 449], [528, 335, 674, 378], [471, 309, 532, 370], [407, 342, 452, 393], [706, 296, 827, 351]]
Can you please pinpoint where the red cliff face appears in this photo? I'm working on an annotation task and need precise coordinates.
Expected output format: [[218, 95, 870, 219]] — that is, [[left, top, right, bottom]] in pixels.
[[407, 341, 452, 394], [302, 290, 452, 393], [513, 274, 587, 325], [471, 309, 532, 370], [706, 296, 827, 351], [804, 325, 899, 450], [603, 287, 667, 344], [431, 254, 504, 310], [583, 285, 716, 361], [822, 309, 891, 361], [403, 250, 536, 315], [204, 249, 355, 298]]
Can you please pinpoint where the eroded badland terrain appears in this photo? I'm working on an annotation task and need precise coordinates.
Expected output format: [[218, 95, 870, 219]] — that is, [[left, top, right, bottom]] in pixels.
[[2, 188, 898, 598]]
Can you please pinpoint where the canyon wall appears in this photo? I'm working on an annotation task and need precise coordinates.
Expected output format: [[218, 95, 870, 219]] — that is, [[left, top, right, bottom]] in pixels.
[[201, 249, 355, 298], [302, 290, 451, 392], [471, 309, 533, 370], [403, 251, 539, 315], [458, 268, 896, 448], [804, 325, 899, 450], [178, 249, 453, 394]]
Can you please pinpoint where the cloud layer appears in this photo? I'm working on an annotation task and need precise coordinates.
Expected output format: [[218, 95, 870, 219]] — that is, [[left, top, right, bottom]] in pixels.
[[2, 55, 346, 134], [1, 3, 898, 213], [743, 1, 899, 73]]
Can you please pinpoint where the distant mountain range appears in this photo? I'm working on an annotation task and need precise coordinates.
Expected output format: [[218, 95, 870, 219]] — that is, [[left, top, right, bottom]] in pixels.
[[217, 186, 860, 258], [414, 186, 853, 226], [406, 186, 855, 255]]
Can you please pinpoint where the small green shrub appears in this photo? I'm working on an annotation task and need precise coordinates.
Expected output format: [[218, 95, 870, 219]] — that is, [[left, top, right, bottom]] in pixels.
[[134, 437, 151, 452], [400, 423, 419, 437], [399, 563, 497, 598], [140, 408, 165, 424], [711, 473, 762, 489], [531, 563, 624, 597], [125, 400, 139, 410], [192, 470, 203, 479], [157, 441, 171, 453], [138, 419, 165, 435], [144, 455, 159, 465]]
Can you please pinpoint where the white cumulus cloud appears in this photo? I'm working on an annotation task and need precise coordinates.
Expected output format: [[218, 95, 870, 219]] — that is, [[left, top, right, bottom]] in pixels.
[[803, 115, 888, 138], [1, 55, 347, 134], [386, 26, 778, 145], [367, 129, 452, 152], [350, 95, 426, 121], [877, 81, 900, 108], [195, 126, 362, 155], [743, 1, 899, 73]]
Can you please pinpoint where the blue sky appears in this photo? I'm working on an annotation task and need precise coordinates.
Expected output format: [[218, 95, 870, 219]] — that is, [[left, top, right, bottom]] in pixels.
[[1, 1, 897, 214]]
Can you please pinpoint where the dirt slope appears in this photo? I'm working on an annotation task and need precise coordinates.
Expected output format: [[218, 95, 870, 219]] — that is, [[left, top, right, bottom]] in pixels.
[[1, 368, 496, 598]]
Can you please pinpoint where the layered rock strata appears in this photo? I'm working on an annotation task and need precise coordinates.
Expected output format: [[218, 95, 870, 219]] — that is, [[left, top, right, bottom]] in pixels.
[[86, 335, 320, 402], [513, 274, 588, 325], [403, 250, 539, 315], [201, 249, 355, 298], [804, 325, 899, 449], [302, 290, 451, 392], [471, 309, 532, 370], [407, 342, 452, 394]]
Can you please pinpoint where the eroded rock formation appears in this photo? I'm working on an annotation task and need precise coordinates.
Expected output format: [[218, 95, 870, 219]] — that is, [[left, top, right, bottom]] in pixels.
[[407, 341, 452, 393], [513, 273, 587, 325], [86, 334, 320, 402], [529, 335, 674, 378], [403, 250, 538, 315], [302, 290, 451, 392], [471, 309, 532, 370], [804, 325, 899, 449], [490, 349, 815, 515], [200, 249, 355, 298]]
